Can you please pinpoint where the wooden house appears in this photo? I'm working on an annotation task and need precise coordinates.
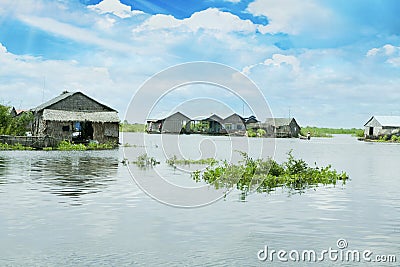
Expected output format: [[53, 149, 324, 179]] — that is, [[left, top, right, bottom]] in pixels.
[[146, 111, 190, 134], [222, 113, 246, 136], [162, 112, 190, 133], [205, 114, 224, 134], [364, 116, 400, 139], [32, 91, 119, 144], [188, 114, 224, 134], [263, 118, 301, 138]]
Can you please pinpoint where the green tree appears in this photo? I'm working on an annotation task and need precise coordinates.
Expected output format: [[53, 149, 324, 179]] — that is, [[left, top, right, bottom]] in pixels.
[[0, 104, 33, 135]]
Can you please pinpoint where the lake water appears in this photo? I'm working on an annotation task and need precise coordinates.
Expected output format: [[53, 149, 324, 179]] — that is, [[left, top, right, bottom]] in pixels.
[[0, 133, 399, 266]]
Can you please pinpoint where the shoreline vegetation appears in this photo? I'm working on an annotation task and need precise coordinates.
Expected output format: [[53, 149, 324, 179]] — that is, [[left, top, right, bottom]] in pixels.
[[119, 122, 145, 132], [300, 127, 364, 138], [131, 151, 349, 195], [362, 134, 400, 143], [0, 140, 116, 151]]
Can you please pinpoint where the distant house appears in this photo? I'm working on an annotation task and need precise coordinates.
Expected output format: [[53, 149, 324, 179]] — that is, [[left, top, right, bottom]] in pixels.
[[190, 114, 224, 134], [10, 107, 26, 117], [32, 91, 120, 144], [263, 118, 301, 138], [205, 114, 224, 134], [364, 116, 400, 138], [222, 113, 246, 135], [146, 112, 258, 136], [146, 111, 190, 134]]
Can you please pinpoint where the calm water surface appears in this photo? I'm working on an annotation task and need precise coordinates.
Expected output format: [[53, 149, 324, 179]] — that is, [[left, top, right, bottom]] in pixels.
[[0, 133, 399, 266]]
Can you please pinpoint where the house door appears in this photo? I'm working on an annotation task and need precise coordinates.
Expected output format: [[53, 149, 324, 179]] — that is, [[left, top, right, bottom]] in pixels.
[[81, 122, 94, 140], [369, 127, 373, 136]]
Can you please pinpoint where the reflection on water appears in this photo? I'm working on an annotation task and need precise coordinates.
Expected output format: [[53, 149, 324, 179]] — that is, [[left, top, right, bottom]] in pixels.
[[0, 157, 8, 184], [30, 156, 118, 198], [0, 151, 118, 202], [0, 134, 399, 266]]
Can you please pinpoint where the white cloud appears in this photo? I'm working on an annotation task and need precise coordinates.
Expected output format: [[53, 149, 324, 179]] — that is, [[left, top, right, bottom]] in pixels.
[[17, 14, 134, 53], [0, 42, 139, 113], [366, 44, 400, 67], [264, 54, 300, 72], [134, 8, 257, 33], [88, 0, 144, 18], [0, 43, 7, 53], [248, 0, 334, 35], [366, 48, 379, 57], [243, 54, 300, 74], [383, 44, 397, 55]]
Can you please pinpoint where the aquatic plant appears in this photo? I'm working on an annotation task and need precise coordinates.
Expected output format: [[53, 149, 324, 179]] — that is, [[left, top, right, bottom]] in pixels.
[[132, 153, 160, 168], [0, 143, 33, 150], [246, 128, 257, 137], [86, 142, 114, 150], [191, 150, 348, 195], [166, 155, 218, 168], [56, 140, 116, 150], [57, 140, 87, 151], [256, 129, 266, 137]]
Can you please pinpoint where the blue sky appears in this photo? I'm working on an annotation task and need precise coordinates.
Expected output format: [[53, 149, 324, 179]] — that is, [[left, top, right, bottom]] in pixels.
[[0, 0, 399, 127]]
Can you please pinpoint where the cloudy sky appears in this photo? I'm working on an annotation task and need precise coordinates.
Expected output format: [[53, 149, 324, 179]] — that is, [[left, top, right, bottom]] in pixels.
[[0, 0, 399, 127]]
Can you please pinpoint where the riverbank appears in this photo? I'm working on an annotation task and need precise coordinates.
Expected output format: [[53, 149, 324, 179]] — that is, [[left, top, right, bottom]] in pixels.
[[300, 126, 363, 138]]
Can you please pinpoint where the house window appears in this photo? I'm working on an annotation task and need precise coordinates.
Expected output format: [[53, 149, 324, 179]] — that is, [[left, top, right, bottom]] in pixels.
[[62, 125, 70, 132], [237, 124, 243, 130], [225, 123, 232, 130]]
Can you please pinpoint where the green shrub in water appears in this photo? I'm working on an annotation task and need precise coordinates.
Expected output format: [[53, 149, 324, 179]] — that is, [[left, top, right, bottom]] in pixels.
[[191, 150, 348, 195]]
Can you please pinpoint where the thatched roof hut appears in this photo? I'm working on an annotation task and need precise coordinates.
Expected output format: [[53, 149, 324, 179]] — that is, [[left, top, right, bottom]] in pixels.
[[32, 91, 119, 145]]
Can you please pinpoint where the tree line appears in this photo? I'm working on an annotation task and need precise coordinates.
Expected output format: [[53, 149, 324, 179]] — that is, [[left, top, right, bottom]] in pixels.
[[0, 104, 33, 136]]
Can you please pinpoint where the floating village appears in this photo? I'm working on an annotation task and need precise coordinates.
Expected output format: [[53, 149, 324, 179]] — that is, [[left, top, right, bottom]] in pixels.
[[1, 90, 400, 149]]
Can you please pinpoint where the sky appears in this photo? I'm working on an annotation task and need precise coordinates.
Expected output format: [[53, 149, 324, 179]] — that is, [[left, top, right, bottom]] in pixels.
[[0, 0, 399, 127]]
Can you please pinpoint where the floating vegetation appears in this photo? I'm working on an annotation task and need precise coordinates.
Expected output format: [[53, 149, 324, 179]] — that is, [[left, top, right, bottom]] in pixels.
[[0, 143, 33, 150], [166, 155, 218, 168], [57, 140, 88, 151], [247, 128, 266, 137], [191, 151, 349, 195], [132, 153, 160, 168], [56, 140, 115, 151], [86, 142, 114, 150]]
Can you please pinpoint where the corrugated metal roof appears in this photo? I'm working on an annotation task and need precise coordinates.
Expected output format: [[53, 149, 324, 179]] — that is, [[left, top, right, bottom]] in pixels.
[[42, 109, 120, 123], [367, 116, 400, 127]]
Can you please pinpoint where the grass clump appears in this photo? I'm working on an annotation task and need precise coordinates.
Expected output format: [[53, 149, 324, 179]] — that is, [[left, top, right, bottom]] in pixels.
[[166, 155, 218, 168], [191, 150, 348, 195], [56, 140, 116, 150], [57, 140, 87, 151], [132, 153, 160, 168], [86, 142, 114, 150], [373, 134, 400, 143], [246, 128, 266, 137], [0, 143, 33, 150]]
